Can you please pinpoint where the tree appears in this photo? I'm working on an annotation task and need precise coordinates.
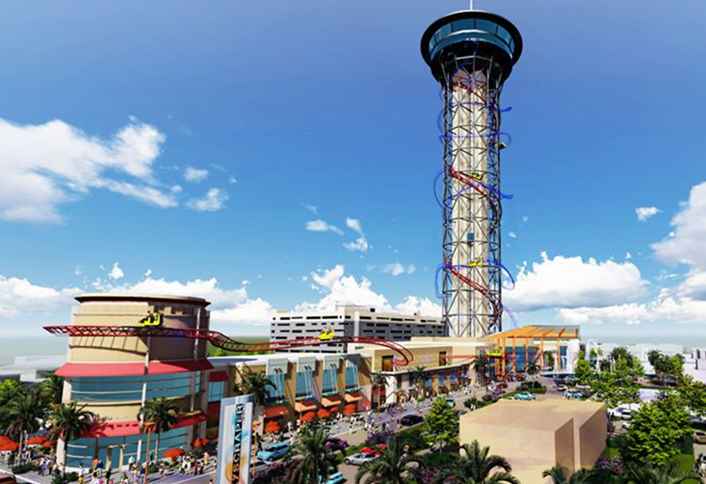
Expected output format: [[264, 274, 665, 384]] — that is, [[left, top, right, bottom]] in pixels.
[[233, 366, 276, 434], [442, 440, 519, 484], [138, 398, 179, 462], [542, 466, 601, 484], [543, 352, 555, 370], [472, 356, 490, 385], [622, 394, 692, 466], [6, 389, 45, 463], [609, 347, 631, 366], [370, 373, 387, 408], [623, 461, 700, 484], [41, 375, 65, 405], [48, 402, 96, 443], [0, 379, 23, 431], [677, 376, 706, 418], [411, 366, 427, 398], [525, 362, 540, 382], [421, 397, 458, 449], [355, 435, 422, 484], [574, 359, 594, 385], [287, 424, 338, 484]]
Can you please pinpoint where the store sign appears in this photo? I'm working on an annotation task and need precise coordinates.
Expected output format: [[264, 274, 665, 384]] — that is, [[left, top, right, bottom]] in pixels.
[[216, 395, 254, 484]]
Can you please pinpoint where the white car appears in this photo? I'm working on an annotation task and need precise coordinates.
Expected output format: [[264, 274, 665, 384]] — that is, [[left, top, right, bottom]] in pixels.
[[345, 453, 377, 466]]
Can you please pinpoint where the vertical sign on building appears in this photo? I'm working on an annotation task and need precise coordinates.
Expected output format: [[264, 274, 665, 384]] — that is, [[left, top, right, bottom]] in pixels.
[[216, 394, 254, 484]]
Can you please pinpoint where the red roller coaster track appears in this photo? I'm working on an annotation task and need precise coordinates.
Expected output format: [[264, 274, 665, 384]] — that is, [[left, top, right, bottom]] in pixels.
[[43, 325, 415, 366]]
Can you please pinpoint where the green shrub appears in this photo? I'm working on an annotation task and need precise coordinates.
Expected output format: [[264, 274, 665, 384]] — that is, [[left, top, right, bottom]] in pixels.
[[51, 472, 79, 484], [12, 463, 39, 475]]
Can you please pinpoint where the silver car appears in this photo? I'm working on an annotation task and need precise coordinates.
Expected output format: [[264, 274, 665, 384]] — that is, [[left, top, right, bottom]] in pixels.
[[345, 453, 377, 466]]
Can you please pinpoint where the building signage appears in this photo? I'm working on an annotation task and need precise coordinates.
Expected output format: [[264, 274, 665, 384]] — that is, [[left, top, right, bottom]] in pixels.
[[139, 312, 163, 327], [216, 394, 254, 484]]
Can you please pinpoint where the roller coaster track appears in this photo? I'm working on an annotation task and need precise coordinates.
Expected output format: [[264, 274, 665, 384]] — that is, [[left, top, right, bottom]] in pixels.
[[43, 325, 415, 366]]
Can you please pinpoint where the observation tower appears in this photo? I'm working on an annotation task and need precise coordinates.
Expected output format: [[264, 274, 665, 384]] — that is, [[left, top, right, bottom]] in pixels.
[[421, 10, 522, 337]]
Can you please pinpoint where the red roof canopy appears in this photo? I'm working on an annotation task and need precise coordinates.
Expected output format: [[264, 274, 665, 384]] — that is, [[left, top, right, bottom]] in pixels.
[[85, 412, 206, 438], [56, 360, 213, 378]]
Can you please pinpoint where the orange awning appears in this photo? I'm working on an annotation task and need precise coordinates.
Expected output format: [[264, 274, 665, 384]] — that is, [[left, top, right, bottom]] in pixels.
[[321, 396, 342, 407], [301, 411, 317, 423], [264, 405, 288, 418], [26, 435, 47, 446], [344, 393, 362, 403], [264, 420, 281, 434], [294, 400, 317, 413], [317, 408, 331, 419], [342, 403, 357, 415], [164, 448, 185, 459]]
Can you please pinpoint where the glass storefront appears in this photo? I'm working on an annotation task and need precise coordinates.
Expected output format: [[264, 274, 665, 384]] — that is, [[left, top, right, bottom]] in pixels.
[[70, 373, 199, 402]]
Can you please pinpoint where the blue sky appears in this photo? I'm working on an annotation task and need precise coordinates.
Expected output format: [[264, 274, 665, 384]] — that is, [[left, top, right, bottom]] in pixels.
[[1, 0, 706, 343]]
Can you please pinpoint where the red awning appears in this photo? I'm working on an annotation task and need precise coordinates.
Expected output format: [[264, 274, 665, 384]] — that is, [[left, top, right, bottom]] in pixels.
[[208, 371, 229, 382], [85, 412, 207, 438], [207, 402, 221, 418], [56, 360, 213, 378], [264, 405, 288, 418]]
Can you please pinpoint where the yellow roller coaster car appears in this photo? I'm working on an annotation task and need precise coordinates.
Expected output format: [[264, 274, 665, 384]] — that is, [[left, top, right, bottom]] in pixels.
[[486, 349, 503, 358], [468, 259, 483, 268], [319, 328, 336, 341], [139, 313, 163, 327]]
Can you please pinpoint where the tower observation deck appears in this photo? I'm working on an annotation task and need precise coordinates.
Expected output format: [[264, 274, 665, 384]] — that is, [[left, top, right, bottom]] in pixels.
[[421, 11, 522, 338]]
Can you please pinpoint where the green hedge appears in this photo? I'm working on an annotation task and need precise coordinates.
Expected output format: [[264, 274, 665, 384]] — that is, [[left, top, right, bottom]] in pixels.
[[12, 463, 39, 475]]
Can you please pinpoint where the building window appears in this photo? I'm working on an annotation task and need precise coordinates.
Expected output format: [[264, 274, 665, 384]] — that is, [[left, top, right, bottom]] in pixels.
[[70, 373, 199, 402], [207, 381, 224, 402], [322, 366, 338, 396], [438, 373, 446, 388], [295, 366, 314, 400], [381, 356, 394, 372], [439, 352, 448, 366], [345, 365, 359, 392], [266, 370, 286, 403]]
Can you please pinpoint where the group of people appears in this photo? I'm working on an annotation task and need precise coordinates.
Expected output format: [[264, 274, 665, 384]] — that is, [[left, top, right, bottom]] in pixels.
[[695, 453, 706, 478]]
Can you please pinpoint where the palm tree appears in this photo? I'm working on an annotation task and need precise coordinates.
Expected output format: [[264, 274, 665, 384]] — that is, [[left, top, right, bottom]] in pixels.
[[623, 461, 700, 484], [525, 362, 540, 382], [410, 366, 427, 399], [138, 398, 179, 462], [48, 402, 96, 443], [6, 389, 45, 464], [287, 424, 338, 484], [472, 356, 490, 385], [233, 367, 275, 435], [443, 440, 519, 484], [41, 375, 65, 405], [542, 466, 600, 484], [370, 373, 386, 409], [355, 435, 422, 484]]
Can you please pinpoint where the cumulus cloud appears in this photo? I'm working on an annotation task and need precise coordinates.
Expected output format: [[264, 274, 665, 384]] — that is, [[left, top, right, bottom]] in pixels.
[[107, 262, 124, 281], [652, 181, 706, 269], [394, 296, 441, 317], [504, 252, 648, 312], [305, 219, 343, 236], [346, 218, 363, 235], [184, 166, 208, 183], [0, 117, 173, 222], [382, 263, 416, 276], [186, 188, 228, 212], [0, 275, 80, 323], [635, 206, 660, 222], [508, 232, 517, 239], [343, 217, 369, 253]]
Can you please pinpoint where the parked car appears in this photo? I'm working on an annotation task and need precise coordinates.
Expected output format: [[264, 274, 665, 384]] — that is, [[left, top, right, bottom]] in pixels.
[[400, 414, 424, 426], [446, 398, 456, 407], [345, 452, 378, 465], [555, 384, 567, 392], [322, 472, 345, 484], [564, 390, 584, 400], [360, 447, 382, 457], [694, 430, 706, 444], [256, 441, 290, 462], [513, 391, 536, 401]]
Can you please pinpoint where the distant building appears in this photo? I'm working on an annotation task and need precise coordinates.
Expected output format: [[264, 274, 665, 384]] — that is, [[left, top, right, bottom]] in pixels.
[[270, 305, 446, 353], [684, 347, 706, 384], [0, 355, 65, 383]]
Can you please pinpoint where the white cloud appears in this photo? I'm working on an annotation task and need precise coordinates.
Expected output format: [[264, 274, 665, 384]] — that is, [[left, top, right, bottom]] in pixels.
[[184, 166, 209, 183], [625, 252, 632, 260], [303, 204, 318, 215], [186, 188, 228, 212], [229, 177, 238, 184], [394, 296, 442, 317], [504, 252, 648, 312], [0, 275, 80, 321], [522, 216, 529, 223], [346, 218, 363, 235], [0, 117, 170, 222], [98, 180, 177, 208], [635, 206, 660, 222], [211, 298, 274, 326], [144, 269, 152, 278], [305, 219, 343, 236], [652, 182, 706, 269], [508, 232, 517, 239], [171, 185, 183, 193], [382, 263, 416, 276], [107, 262, 124, 281]]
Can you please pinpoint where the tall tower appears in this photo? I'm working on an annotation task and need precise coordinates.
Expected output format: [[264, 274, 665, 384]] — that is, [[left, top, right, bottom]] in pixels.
[[421, 11, 522, 337]]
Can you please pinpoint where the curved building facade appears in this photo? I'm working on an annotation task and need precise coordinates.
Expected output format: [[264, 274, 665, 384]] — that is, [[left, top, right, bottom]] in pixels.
[[55, 294, 212, 470]]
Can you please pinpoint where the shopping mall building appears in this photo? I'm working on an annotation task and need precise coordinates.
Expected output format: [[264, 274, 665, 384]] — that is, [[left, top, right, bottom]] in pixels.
[[49, 293, 581, 470]]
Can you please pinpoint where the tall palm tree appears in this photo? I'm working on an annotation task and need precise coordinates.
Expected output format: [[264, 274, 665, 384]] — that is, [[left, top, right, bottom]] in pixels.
[[287, 424, 338, 484], [525, 362, 540, 382], [233, 367, 275, 435], [443, 440, 519, 484], [6, 389, 45, 464], [138, 398, 179, 462], [355, 435, 422, 484], [370, 373, 386, 409], [410, 366, 427, 398], [542, 466, 600, 484], [472, 356, 490, 385], [41, 375, 65, 405], [48, 402, 96, 443]]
